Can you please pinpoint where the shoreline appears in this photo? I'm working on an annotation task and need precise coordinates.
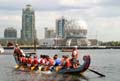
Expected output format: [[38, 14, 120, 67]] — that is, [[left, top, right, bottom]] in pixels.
[[0, 46, 119, 55], [2, 46, 120, 49]]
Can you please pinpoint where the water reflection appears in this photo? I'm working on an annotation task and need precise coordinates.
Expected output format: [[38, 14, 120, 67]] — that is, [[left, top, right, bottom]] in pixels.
[[12, 69, 85, 81]]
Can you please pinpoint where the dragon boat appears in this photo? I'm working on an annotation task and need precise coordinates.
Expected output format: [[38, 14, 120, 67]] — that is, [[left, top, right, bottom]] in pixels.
[[13, 52, 91, 74]]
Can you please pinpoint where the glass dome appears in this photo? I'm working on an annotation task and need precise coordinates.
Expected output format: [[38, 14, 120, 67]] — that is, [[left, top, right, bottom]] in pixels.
[[65, 19, 88, 38], [65, 20, 88, 31]]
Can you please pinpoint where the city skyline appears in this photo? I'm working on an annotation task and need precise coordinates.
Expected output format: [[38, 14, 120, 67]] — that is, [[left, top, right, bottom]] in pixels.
[[0, 0, 119, 42]]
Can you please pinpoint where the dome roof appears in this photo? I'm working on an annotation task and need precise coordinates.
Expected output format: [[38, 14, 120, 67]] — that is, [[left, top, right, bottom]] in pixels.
[[65, 20, 88, 31], [75, 20, 87, 30]]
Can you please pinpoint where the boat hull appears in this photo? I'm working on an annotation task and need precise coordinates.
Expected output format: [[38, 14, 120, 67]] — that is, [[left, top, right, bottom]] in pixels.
[[57, 55, 91, 74], [14, 55, 91, 74]]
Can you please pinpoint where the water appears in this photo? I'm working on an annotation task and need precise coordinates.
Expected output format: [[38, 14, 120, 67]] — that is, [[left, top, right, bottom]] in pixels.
[[0, 49, 120, 81]]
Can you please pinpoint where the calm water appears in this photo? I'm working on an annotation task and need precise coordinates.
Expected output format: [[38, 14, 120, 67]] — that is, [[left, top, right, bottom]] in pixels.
[[0, 49, 120, 81]]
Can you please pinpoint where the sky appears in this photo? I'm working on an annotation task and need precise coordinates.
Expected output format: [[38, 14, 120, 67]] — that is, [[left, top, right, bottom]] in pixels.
[[0, 0, 120, 42]]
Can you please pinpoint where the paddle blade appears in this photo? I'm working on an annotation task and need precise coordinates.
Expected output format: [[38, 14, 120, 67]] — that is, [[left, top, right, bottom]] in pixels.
[[89, 69, 105, 77], [55, 66, 61, 72], [31, 66, 35, 70], [15, 65, 19, 69]]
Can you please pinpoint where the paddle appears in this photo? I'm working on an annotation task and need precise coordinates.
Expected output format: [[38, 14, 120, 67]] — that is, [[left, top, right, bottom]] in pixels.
[[33, 38, 36, 54], [15, 64, 20, 69], [88, 69, 105, 77]]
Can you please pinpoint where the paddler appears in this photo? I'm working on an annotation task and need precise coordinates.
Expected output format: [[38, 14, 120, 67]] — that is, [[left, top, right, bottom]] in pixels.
[[53, 54, 61, 66], [44, 55, 55, 71], [32, 55, 39, 70], [71, 46, 79, 69], [13, 44, 23, 63], [62, 55, 72, 69], [27, 55, 33, 68]]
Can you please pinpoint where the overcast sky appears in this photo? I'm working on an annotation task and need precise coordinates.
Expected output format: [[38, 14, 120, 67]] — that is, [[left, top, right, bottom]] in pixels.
[[0, 0, 120, 42]]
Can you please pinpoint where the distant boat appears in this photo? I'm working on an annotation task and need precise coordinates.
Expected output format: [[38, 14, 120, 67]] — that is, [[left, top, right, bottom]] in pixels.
[[61, 48, 73, 52], [0, 45, 4, 53], [7, 41, 14, 47]]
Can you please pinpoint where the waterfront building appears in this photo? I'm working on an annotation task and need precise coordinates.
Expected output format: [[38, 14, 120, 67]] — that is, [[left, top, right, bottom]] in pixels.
[[42, 16, 97, 46], [65, 20, 87, 39], [55, 17, 92, 46], [77, 39, 91, 46], [44, 27, 56, 38], [21, 4, 36, 40], [39, 38, 65, 47], [64, 19, 89, 46], [39, 38, 55, 47], [88, 39, 98, 46], [4, 27, 17, 38], [2, 27, 18, 46], [56, 16, 67, 38]]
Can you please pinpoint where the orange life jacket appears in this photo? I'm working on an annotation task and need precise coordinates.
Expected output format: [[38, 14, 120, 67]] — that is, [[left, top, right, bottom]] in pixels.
[[65, 58, 72, 68]]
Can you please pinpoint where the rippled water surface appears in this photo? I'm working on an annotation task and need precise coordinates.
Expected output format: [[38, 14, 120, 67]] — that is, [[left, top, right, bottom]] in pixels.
[[0, 49, 120, 81]]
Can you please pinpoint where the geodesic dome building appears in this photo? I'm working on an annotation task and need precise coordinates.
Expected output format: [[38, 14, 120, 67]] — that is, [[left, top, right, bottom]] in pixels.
[[65, 20, 88, 38]]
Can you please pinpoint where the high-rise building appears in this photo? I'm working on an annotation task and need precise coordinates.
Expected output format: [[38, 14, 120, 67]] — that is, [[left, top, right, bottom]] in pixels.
[[21, 4, 36, 40], [4, 27, 17, 38], [44, 27, 55, 38], [56, 16, 67, 38]]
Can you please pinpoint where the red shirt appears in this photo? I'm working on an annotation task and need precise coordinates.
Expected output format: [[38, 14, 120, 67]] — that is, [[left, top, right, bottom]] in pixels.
[[46, 58, 54, 66], [39, 58, 45, 65], [14, 47, 22, 56], [49, 58, 54, 66], [27, 58, 33, 64], [33, 57, 38, 65], [20, 57, 26, 63], [65, 58, 72, 68]]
